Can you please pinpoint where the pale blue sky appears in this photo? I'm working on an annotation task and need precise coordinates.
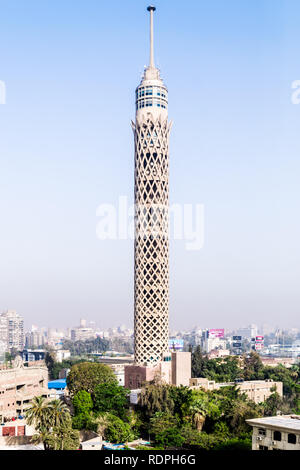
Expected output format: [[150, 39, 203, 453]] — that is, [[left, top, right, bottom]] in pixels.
[[0, 0, 299, 330]]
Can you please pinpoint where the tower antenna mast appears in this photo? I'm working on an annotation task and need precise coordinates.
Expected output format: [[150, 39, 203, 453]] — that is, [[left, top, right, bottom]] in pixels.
[[147, 5, 156, 68]]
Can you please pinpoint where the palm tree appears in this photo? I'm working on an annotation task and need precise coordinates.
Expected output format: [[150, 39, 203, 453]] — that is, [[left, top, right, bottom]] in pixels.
[[31, 426, 52, 450], [25, 396, 49, 431], [48, 399, 69, 428], [94, 413, 110, 438], [189, 399, 208, 431]]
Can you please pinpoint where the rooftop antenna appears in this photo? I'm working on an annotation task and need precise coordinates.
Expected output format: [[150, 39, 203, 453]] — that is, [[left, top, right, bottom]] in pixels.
[[147, 5, 156, 68]]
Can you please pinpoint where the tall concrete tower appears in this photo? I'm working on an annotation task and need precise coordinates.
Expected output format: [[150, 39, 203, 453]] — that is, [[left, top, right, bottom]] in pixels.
[[132, 6, 172, 366]]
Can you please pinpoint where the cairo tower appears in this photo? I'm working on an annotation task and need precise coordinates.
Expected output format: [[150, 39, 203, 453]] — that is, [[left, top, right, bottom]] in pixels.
[[125, 6, 191, 389], [131, 6, 172, 367]]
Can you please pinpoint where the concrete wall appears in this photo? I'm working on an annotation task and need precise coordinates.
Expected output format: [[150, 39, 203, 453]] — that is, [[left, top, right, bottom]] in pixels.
[[251, 425, 300, 451]]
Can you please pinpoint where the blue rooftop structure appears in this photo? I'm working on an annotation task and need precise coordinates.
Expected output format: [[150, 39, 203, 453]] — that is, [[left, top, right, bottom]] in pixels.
[[48, 379, 67, 390]]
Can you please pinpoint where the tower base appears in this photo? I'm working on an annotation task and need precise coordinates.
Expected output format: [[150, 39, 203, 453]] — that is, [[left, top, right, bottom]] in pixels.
[[124, 360, 172, 390]]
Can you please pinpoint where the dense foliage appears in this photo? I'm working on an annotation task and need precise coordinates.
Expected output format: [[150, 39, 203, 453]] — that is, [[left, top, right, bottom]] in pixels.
[[66, 362, 117, 397], [93, 383, 129, 418]]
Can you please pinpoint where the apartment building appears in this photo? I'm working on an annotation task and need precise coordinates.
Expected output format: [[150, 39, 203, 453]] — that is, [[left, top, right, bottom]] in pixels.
[[246, 415, 300, 450]]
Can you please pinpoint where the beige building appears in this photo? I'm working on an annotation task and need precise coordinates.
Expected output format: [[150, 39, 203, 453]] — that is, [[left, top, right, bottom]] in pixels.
[[246, 415, 300, 450], [171, 352, 191, 387], [0, 357, 49, 422], [70, 327, 96, 342], [189, 378, 283, 404]]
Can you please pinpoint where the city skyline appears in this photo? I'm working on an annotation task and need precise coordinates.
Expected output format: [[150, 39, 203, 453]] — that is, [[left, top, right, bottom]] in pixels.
[[1, 0, 300, 330]]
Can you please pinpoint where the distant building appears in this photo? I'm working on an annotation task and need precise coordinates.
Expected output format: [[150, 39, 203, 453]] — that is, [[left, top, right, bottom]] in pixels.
[[54, 349, 71, 363], [21, 349, 46, 362], [0, 310, 24, 352], [58, 368, 70, 379], [260, 357, 295, 368], [0, 357, 49, 422], [236, 324, 258, 341], [201, 329, 227, 353], [71, 327, 96, 342], [246, 415, 300, 450], [207, 349, 230, 359], [189, 378, 283, 404], [25, 330, 45, 349]]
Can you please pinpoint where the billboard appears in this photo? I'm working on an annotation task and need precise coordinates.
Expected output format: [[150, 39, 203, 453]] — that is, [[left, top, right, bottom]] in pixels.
[[233, 342, 242, 348], [208, 329, 224, 339], [233, 336, 242, 341], [169, 339, 184, 351], [255, 336, 264, 343]]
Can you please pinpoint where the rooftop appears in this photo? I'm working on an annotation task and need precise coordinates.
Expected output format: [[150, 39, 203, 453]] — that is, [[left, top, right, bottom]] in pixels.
[[246, 415, 300, 432], [48, 379, 67, 390]]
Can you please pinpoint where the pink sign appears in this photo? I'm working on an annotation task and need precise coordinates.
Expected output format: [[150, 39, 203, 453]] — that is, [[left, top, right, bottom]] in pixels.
[[208, 329, 225, 339], [255, 336, 264, 342]]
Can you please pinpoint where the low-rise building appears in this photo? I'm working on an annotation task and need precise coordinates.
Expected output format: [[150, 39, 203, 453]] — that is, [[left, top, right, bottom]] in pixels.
[[0, 357, 49, 423], [54, 349, 71, 363], [246, 415, 300, 450], [190, 378, 283, 404]]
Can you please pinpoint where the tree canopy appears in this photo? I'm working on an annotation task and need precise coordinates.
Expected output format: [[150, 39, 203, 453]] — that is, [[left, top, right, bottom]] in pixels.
[[67, 362, 117, 397]]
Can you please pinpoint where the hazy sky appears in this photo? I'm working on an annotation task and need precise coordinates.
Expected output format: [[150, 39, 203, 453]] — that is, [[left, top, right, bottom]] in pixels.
[[0, 0, 300, 330]]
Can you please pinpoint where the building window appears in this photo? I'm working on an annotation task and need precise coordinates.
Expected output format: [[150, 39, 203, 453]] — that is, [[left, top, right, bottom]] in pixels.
[[259, 445, 268, 451], [273, 431, 282, 442], [288, 433, 297, 444], [258, 428, 266, 436]]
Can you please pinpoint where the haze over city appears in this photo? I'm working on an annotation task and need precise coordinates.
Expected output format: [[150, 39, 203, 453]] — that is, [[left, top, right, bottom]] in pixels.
[[0, 0, 300, 330]]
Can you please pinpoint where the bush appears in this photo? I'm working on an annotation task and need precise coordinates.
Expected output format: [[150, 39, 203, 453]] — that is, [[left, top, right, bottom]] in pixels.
[[72, 412, 95, 431], [213, 437, 252, 451], [104, 415, 135, 444], [154, 427, 185, 449]]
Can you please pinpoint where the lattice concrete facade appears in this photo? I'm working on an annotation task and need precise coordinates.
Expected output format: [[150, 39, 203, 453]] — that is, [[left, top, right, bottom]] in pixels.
[[132, 6, 172, 366]]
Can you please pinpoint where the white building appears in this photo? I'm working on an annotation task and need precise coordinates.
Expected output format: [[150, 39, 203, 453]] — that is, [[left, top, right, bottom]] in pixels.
[[246, 415, 300, 450], [0, 311, 24, 352]]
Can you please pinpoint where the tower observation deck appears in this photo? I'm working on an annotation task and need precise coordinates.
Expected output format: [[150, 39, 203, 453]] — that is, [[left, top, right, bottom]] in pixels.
[[132, 6, 172, 366]]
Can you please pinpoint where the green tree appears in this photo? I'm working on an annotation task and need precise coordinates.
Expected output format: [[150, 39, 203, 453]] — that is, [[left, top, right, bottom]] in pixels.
[[26, 396, 79, 450], [169, 386, 193, 423], [138, 383, 174, 421], [154, 427, 185, 449], [45, 415, 80, 450], [48, 399, 69, 428], [67, 362, 117, 397], [263, 391, 285, 416], [149, 412, 178, 437], [191, 346, 208, 378], [103, 414, 135, 443], [93, 383, 129, 418], [242, 352, 264, 380], [73, 390, 93, 415], [25, 396, 49, 431]]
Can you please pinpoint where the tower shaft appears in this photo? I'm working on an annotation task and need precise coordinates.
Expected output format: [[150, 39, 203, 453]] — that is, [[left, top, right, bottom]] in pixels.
[[132, 6, 171, 366]]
